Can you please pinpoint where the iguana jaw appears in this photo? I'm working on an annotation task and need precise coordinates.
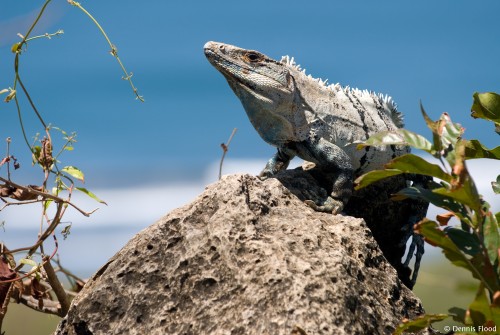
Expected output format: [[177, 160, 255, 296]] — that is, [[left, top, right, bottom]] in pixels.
[[205, 41, 302, 145], [204, 41, 293, 97]]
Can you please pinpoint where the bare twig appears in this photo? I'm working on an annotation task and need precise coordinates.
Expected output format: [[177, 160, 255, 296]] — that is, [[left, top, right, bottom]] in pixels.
[[15, 75, 47, 129], [0, 282, 14, 331], [43, 255, 70, 316], [0, 199, 43, 211], [37, 280, 78, 298], [5, 206, 62, 260], [67, 0, 144, 102], [18, 294, 60, 316], [0, 176, 97, 217], [53, 258, 86, 289], [219, 128, 237, 180], [5, 138, 11, 180], [25, 30, 64, 43]]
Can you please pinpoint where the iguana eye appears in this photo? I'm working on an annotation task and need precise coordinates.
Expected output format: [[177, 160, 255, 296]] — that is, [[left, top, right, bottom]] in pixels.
[[245, 52, 262, 63]]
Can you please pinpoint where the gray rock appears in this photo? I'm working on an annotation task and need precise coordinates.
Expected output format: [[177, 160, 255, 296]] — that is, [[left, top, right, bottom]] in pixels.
[[55, 173, 424, 335]]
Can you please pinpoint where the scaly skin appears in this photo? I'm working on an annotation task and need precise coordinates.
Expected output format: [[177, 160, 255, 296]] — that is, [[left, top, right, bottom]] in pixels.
[[204, 41, 408, 214], [204, 41, 429, 289]]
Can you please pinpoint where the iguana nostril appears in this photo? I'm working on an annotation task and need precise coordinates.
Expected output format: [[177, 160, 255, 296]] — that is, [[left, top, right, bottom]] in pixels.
[[203, 41, 217, 54]]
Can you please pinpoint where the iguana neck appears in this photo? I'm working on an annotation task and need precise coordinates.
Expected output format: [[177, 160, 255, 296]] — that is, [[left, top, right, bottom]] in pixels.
[[226, 78, 301, 146], [204, 41, 310, 146]]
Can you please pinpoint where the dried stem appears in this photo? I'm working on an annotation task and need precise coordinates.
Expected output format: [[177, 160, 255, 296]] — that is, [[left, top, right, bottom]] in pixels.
[[67, 0, 144, 101], [0, 176, 96, 217], [1, 0, 135, 324], [43, 255, 70, 316], [0, 282, 14, 331], [0, 199, 43, 211], [18, 294, 60, 316], [219, 128, 237, 180], [53, 258, 86, 289]]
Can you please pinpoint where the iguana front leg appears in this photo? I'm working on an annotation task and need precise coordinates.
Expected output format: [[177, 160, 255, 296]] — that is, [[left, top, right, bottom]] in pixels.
[[259, 147, 295, 179], [295, 137, 354, 214]]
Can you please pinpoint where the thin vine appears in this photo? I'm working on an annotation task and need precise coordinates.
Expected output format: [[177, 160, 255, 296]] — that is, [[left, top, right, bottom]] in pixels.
[[0, 1, 143, 331]]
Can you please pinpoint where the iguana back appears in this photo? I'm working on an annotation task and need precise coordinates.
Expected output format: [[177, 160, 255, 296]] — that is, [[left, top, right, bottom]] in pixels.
[[204, 41, 408, 213], [205, 41, 429, 289]]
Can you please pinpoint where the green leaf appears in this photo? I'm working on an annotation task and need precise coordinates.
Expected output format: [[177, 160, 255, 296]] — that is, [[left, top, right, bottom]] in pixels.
[[416, 220, 499, 292], [448, 306, 467, 323], [456, 142, 482, 214], [471, 92, 500, 123], [31, 145, 41, 165], [393, 313, 449, 335], [469, 253, 500, 293], [62, 166, 85, 182], [483, 212, 500, 266], [43, 199, 53, 211], [11, 42, 21, 53], [444, 227, 481, 257], [492, 175, 500, 194], [61, 224, 72, 240], [51, 126, 67, 135], [420, 103, 444, 155], [385, 154, 452, 182], [440, 113, 465, 147], [467, 284, 500, 328], [75, 187, 107, 205], [357, 129, 433, 153], [415, 220, 474, 272], [493, 306, 500, 329], [394, 186, 469, 221], [19, 258, 37, 267], [354, 169, 403, 190], [464, 140, 500, 160], [420, 104, 465, 160], [19, 260, 42, 280], [437, 113, 464, 167], [433, 180, 482, 215]]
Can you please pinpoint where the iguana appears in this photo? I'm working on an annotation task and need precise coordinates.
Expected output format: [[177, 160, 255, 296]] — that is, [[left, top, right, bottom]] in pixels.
[[204, 41, 429, 288]]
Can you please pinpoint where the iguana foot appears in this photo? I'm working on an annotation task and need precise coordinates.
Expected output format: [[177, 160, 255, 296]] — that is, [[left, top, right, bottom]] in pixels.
[[304, 197, 344, 214], [258, 170, 272, 180], [259, 148, 295, 180], [403, 230, 425, 288]]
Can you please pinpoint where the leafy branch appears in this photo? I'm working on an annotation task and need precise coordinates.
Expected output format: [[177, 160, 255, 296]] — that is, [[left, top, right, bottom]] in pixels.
[[356, 92, 500, 334], [0, 1, 141, 331]]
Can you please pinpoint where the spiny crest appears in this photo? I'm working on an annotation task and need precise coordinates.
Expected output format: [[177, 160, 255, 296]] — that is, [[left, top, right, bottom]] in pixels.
[[280, 55, 404, 128], [280, 55, 329, 85], [280, 55, 301, 71]]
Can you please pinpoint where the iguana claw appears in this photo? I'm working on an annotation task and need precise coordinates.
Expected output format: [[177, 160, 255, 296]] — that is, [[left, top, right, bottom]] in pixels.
[[304, 198, 344, 214]]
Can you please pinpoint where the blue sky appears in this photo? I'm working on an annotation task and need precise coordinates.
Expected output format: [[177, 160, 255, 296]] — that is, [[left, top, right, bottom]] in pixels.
[[1, 1, 499, 274], [2, 1, 499, 186]]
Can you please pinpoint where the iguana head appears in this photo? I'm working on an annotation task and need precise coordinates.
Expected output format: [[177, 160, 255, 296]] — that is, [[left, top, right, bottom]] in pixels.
[[204, 41, 293, 101], [204, 41, 304, 145]]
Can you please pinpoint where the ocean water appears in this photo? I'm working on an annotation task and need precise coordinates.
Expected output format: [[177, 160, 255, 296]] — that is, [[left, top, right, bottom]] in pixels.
[[1, 157, 498, 279], [1, 1, 500, 276]]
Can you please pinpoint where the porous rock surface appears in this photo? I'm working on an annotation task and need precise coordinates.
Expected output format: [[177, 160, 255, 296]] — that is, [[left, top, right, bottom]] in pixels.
[[55, 172, 424, 335]]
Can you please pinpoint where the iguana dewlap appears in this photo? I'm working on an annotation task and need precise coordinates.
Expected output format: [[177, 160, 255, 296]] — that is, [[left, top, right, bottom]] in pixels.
[[204, 41, 408, 214]]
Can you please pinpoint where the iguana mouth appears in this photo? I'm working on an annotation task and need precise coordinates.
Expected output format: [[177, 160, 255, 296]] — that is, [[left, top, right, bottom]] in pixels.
[[204, 41, 290, 91]]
